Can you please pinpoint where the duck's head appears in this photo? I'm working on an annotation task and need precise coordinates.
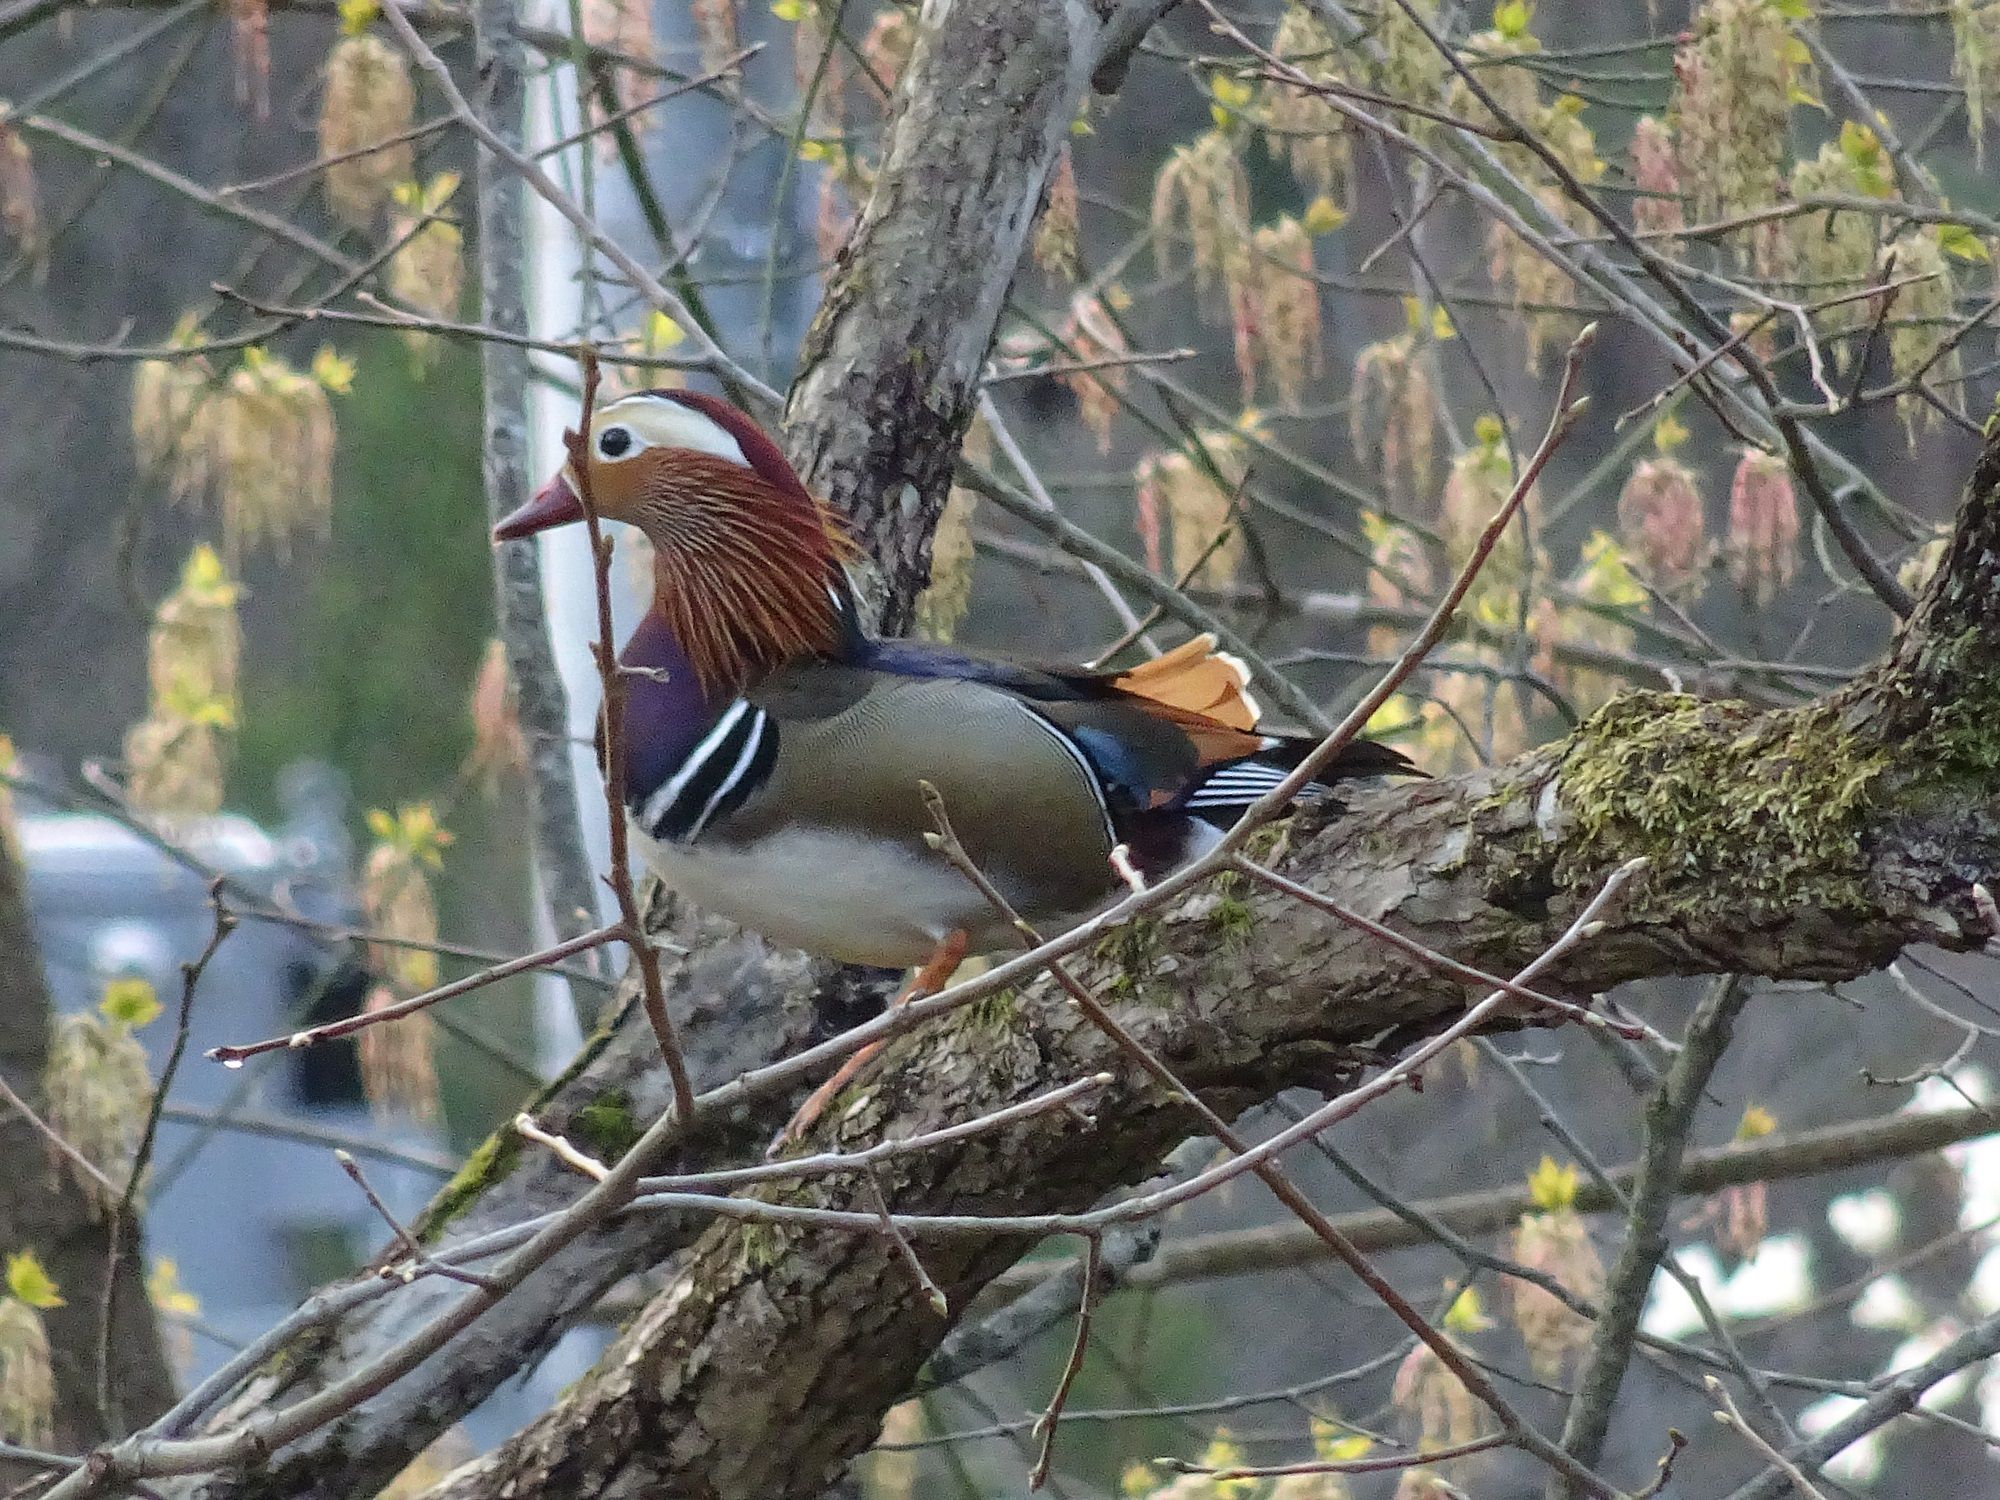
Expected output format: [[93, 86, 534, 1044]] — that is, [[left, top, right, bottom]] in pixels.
[[496, 389, 857, 692], [495, 389, 828, 542]]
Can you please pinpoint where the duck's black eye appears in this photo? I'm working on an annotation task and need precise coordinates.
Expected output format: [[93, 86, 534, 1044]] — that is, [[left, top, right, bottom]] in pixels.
[[598, 425, 633, 458]]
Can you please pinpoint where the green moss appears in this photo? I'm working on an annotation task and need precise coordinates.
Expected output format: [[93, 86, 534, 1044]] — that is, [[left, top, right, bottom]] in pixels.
[[1094, 915, 1163, 998], [1555, 691, 1892, 919], [573, 1089, 644, 1161], [1209, 893, 1256, 944], [419, 1126, 524, 1239], [1899, 627, 2000, 790], [964, 988, 1022, 1033]]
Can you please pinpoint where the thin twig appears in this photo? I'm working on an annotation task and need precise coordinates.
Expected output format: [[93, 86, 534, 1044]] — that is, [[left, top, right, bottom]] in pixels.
[[1028, 1234, 1100, 1489], [98, 885, 235, 1421], [564, 350, 698, 1126], [206, 922, 622, 1064], [515, 1113, 609, 1181], [0, 1070, 116, 1198], [1708, 1377, 1831, 1500], [1163, 1432, 1507, 1479], [335, 1151, 501, 1293], [866, 1171, 950, 1318]]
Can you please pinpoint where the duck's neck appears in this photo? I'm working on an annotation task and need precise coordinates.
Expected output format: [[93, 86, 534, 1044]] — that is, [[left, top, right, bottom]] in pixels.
[[615, 589, 866, 809]]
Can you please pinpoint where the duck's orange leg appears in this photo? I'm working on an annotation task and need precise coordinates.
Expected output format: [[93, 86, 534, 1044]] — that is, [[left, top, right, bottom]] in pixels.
[[774, 929, 970, 1152]]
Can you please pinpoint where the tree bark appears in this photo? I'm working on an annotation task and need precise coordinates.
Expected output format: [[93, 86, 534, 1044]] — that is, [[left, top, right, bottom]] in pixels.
[[783, 0, 1179, 632], [471, 0, 603, 984], [0, 844, 175, 1472], [413, 436, 2000, 1498]]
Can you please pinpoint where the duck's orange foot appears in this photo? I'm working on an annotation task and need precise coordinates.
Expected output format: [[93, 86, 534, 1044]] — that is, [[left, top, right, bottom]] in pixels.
[[767, 930, 969, 1158]]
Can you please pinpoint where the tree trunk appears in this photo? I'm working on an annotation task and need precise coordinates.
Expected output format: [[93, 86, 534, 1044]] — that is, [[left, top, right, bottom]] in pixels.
[[0, 844, 175, 1472]]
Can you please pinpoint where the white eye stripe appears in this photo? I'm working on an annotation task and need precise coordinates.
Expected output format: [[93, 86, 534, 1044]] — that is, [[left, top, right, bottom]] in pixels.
[[597, 396, 749, 467]]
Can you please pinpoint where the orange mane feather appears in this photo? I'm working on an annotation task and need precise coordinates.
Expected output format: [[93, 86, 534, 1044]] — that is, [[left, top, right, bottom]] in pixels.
[[639, 450, 857, 697]]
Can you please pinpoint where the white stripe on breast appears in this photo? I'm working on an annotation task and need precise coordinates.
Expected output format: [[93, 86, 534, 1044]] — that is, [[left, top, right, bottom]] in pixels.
[[684, 708, 770, 843], [640, 697, 751, 831]]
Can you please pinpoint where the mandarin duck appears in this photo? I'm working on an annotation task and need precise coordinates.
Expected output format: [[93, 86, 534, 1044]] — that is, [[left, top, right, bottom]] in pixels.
[[496, 390, 1418, 1135]]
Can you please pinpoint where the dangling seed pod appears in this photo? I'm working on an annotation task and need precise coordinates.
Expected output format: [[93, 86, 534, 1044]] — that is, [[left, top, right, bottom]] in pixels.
[[1702, 1106, 1777, 1263], [1555, 532, 1649, 714], [1441, 414, 1541, 585], [147, 1257, 200, 1380], [1376, 0, 1447, 134], [1133, 429, 1250, 588], [0, 736, 18, 867], [203, 349, 338, 560], [124, 716, 225, 819], [1671, 0, 1810, 275], [1486, 186, 1580, 371], [1508, 1158, 1607, 1378], [1149, 130, 1251, 312], [858, 5, 915, 101], [1726, 447, 1800, 604], [356, 984, 439, 1122], [228, 0, 271, 119], [1349, 331, 1438, 514], [131, 314, 215, 500], [689, 0, 738, 73], [44, 985, 159, 1209], [389, 173, 466, 370], [1789, 125, 1896, 365], [1058, 293, 1130, 453], [0, 105, 42, 264], [1237, 216, 1323, 409], [125, 547, 241, 819], [1448, 21, 1544, 182], [0, 1293, 54, 1449], [1880, 228, 1962, 442], [361, 804, 452, 994], [1260, 4, 1351, 202], [466, 639, 528, 795], [582, 0, 656, 118], [1629, 115, 1683, 255], [1952, 0, 2000, 165], [1617, 451, 1707, 592], [1032, 146, 1081, 283], [862, 1402, 924, 1500], [318, 31, 416, 229], [1390, 1288, 1495, 1457], [357, 804, 450, 1120], [147, 545, 241, 732]]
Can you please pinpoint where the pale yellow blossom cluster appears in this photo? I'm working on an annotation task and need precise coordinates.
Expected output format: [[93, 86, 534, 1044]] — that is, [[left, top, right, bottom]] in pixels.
[[44, 979, 162, 1209], [1134, 425, 1253, 588], [317, 26, 415, 228], [357, 804, 453, 1120]]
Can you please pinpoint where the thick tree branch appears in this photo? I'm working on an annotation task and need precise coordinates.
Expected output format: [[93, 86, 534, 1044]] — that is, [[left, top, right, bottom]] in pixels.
[[783, 0, 1180, 632]]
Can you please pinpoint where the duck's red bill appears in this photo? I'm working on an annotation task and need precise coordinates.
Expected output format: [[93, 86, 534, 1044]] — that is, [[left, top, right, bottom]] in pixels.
[[493, 474, 584, 541]]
